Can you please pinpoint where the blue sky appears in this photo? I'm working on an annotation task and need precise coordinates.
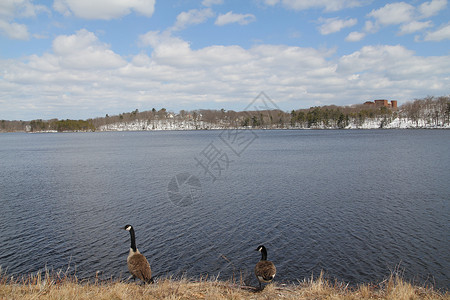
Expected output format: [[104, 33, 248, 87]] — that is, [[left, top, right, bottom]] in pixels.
[[1, 0, 449, 120]]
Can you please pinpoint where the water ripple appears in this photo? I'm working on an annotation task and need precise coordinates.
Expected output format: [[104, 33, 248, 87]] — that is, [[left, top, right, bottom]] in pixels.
[[0, 130, 448, 289]]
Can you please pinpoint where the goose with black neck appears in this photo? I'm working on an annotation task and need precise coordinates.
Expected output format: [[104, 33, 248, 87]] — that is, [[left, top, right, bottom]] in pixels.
[[123, 224, 153, 284]]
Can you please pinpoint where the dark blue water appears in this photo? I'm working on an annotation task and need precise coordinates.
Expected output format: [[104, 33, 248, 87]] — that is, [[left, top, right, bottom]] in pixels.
[[0, 130, 449, 289]]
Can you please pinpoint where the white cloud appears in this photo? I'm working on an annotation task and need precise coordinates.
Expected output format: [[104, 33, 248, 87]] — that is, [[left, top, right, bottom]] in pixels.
[[263, 0, 280, 5], [53, 0, 155, 20], [337, 45, 450, 93], [0, 20, 29, 40], [318, 17, 357, 35], [339, 45, 416, 74], [424, 23, 450, 41], [0, 0, 45, 18], [202, 0, 224, 7], [365, 1, 447, 36], [138, 31, 194, 65], [0, 1, 14, 18], [399, 21, 433, 35], [171, 8, 214, 31], [367, 2, 415, 26], [345, 31, 365, 41], [139, 30, 172, 48], [215, 11, 256, 26], [1, 30, 449, 120], [0, 0, 49, 40], [51, 29, 126, 69], [363, 20, 378, 33], [264, 0, 366, 12], [419, 0, 447, 18]]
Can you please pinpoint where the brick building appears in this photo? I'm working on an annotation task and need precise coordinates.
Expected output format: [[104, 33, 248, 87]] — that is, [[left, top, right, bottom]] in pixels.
[[364, 99, 398, 109]]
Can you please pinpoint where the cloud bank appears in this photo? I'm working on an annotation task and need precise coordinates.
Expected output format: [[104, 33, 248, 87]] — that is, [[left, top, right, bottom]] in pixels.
[[1, 29, 449, 120], [345, 0, 448, 41], [0, 0, 449, 120], [53, 0, 155, 19]]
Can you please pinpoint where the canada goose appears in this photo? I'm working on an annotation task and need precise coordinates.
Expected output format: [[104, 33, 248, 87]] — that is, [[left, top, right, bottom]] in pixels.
[[254, 245, 276, 290], [123, 224, 153, 284]]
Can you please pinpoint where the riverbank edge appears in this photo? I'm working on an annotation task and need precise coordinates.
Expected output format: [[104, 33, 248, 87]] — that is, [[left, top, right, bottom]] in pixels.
[[1, 270, 448, 300], [2, 115, 450, 133], [2, 125, 450, 134]]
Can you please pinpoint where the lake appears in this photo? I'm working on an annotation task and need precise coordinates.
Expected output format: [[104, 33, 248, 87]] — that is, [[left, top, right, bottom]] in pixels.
[[0, 130, 449, 289]]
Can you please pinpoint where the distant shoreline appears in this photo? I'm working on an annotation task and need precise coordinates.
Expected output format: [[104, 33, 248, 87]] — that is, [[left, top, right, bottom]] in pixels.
[[2, 96, 449, 133], [1, 127, 450, 134]]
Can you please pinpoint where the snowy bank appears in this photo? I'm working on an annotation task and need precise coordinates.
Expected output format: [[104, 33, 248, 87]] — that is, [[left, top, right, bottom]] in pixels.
[[99, 117, 450, 131]]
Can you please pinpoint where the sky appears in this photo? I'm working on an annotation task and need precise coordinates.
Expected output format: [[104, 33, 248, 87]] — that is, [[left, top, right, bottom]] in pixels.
[[0, 0, 449, 120]]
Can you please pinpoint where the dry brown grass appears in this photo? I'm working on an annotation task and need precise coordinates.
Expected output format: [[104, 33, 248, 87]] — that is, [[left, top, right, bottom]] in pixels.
[[0, 268, 447, 300]]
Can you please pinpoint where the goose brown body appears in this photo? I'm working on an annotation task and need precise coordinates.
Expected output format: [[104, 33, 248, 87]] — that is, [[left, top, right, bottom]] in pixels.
[[254, 245, 276, 289], [124, 225, 152, 284], [127, 249, 152, 283], [255, 260, 276, 282]]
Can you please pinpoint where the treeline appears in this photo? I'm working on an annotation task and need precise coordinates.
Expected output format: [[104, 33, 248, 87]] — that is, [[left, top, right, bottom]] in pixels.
[[92, 95, 450, 129], [92, 105, 382, 129], [400, 95, 450, 127], [290, 105, 390, 129], [1, 96, 449, 132], [0, 119, 95, 132]]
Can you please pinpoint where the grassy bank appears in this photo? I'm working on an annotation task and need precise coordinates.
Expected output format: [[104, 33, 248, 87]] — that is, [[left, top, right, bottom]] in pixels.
[[0, 269, 448, 300]]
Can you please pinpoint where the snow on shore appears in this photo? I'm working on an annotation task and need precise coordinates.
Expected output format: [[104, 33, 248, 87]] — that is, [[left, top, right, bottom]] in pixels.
[[345, 117, 449, 129], [99, 117, 449, 131], [99, 119, 225, 131]]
